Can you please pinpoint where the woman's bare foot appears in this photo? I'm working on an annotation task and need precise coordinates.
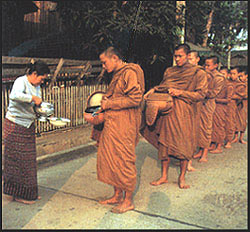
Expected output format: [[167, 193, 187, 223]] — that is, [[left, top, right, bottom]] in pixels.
[[178, 178, 190, 189], [111, 201, 135, 214], [14, 197, 36, 205], [37, 196, 41, 200], [239, 139, 247, 144], [150, 177, 168, 186]]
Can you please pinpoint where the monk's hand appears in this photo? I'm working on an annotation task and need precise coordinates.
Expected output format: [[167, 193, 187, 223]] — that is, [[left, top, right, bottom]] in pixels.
[[101, 96, 109, 110], [168, 88, 183, 97], [144, 88, 155, 100]]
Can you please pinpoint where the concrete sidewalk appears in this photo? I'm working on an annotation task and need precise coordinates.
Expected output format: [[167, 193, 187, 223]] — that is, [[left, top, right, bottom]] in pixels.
[[2, 131, 248, 229]]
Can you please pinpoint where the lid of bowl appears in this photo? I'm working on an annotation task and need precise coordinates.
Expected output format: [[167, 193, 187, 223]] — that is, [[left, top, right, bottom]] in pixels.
[[87, 91, 105, 107]]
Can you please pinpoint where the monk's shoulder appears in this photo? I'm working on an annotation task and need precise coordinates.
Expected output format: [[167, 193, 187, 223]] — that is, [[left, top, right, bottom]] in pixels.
[[194, 65, 207, 75]]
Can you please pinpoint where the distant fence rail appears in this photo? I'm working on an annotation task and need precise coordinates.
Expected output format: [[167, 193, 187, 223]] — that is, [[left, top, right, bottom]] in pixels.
[[2, 56, 108, 135]]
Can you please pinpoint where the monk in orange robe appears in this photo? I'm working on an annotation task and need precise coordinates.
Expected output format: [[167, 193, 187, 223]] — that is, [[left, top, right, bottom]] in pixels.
[[193, 56, 224, 162], [217, 67, 234, 150], [224, 70, 236, 148], [140, 44, 208, 189], [209, 68, 232, 153], [186, 50, 206, 171], [87, 47, 145, 213], [231, 67, 248, 144]]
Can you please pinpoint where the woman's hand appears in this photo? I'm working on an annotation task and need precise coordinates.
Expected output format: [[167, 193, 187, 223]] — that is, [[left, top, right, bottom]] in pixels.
[[32, 96, 42, 106]]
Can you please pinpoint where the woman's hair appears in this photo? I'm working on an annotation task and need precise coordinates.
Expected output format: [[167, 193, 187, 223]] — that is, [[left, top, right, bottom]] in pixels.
[[26, 60, 50, 75]]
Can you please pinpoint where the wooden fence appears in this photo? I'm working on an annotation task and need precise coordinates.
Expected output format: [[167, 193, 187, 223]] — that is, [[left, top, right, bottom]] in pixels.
[[2, 56, 108, 135]]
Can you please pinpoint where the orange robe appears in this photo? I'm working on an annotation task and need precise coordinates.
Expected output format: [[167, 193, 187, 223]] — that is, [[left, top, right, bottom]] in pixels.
[[197, 70, 224, 149], [211, 76, 230, 144], [225, 79, 236, 142], [97, 63, 145, 192], [234, 79, 248, 133], [240, 79, 248, 133], [140, 63, 208, 160]]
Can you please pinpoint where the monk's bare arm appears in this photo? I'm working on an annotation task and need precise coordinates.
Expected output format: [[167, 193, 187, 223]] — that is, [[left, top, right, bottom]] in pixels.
[[104, 70, 143, 110]]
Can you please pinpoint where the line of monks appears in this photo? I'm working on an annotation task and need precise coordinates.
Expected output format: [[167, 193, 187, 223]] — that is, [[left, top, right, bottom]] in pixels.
[[87, 45, 247, 214], [187, 52, 248, 171]]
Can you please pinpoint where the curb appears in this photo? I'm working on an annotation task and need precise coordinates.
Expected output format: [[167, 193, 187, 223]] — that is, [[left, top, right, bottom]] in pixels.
[[37, 141, 97, 169]]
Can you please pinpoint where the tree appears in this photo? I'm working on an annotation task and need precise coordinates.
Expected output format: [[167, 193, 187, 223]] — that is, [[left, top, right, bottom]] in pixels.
[[185, 1, 248, 65], [208, 1, 248, 67], [55, 1, 182, 89]]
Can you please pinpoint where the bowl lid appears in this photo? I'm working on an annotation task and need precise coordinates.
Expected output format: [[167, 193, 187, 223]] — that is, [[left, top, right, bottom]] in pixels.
[[87, 91, 105, 107]]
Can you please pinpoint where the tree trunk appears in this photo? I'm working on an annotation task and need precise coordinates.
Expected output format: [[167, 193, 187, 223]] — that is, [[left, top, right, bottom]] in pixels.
[[202, 9, 214, 47], [173, 1, 186, 66], [227, 46, 232, 69]]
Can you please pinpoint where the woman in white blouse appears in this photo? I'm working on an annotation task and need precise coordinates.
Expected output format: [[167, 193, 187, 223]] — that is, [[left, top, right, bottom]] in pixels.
[[3, 60, 50, 204]]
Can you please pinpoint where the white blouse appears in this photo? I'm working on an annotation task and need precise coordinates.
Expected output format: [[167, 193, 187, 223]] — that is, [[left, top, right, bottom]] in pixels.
[[6, 75, 41, 128]]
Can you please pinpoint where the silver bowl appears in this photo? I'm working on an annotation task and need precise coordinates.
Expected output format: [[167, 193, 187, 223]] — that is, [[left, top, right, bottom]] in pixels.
[[35, 102, 54, 118]]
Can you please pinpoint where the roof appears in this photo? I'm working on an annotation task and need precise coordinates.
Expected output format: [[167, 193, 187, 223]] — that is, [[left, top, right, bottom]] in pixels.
[[19, 0, 39, 14], [231, 50, 248, 66], [186, 42, 211, 52]]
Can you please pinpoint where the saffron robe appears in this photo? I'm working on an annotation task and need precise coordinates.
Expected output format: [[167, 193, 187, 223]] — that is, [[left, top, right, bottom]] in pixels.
[[211, 76, 231, 144], [225, 79, 236, 142], [97, 63, 145, 192], [140, 63, 208, 160], [197, 69, 224, 149], [234, 79, 248, 133]]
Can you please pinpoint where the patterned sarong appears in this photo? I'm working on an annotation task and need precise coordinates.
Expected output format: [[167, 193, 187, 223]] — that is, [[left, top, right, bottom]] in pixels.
[[3, 118, 38, 200]]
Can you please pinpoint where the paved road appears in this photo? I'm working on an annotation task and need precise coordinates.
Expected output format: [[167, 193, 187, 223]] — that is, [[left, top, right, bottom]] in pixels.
[[2, 133, 248, 229]]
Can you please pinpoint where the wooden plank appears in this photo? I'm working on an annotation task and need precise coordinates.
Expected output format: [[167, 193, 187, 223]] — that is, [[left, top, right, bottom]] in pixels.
[[2, 66, 102, 78], [2, 56, 101, 66]]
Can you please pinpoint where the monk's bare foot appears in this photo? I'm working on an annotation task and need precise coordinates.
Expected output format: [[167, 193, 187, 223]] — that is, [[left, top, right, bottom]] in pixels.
[[231, 138, 238, 143], [198, 157, 207, 163], [37, 196, 41, 200], [187, 166, 196, 172], [150, 178, 168, 186], [209, 148, 223, 154], [111, 201, 134, 214], [193, 151, 202, 159], [239, 139, 247, 144], [224, 143, 232, 148], [14, 197, 36, 205], [99, 196, 123, 205], [187, 165, 196, 172], [178, 178, 190, 189], [208, 144, 216, 151]]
